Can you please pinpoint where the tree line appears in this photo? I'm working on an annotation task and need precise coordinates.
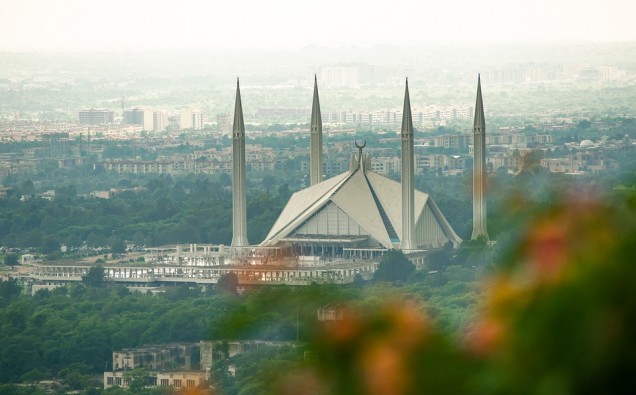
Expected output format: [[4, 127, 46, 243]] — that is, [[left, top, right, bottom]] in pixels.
[[0, 175, 288, 256], [0, 251, 482, 393]]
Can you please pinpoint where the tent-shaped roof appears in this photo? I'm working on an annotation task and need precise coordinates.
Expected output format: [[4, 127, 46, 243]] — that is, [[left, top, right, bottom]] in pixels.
[[261, 163, 461, 249]]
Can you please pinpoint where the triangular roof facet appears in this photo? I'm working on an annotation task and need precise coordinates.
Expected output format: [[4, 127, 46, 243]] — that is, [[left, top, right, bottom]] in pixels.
[[263, 172, 350, 243], [261, 167, 462, 249], [331, 170, 392, 248]]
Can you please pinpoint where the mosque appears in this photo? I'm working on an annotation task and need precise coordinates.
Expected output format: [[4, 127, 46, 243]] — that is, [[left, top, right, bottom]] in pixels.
[[228, 75, 490, 261], [28, 76, 489, 287], [258, 79, 462, 256]]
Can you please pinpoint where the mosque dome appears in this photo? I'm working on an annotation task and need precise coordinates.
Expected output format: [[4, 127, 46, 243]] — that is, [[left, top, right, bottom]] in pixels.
[[580, 139, 594, 147]]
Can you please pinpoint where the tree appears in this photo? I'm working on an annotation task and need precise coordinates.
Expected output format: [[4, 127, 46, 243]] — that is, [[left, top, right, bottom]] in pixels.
[[374, 249, 415, 283], [110, 238, 126, 255], [520, 150, 545, 175], [20, 368, 48, 384], [218, 172, 231, 187], [0, 277, 22, 303], [86, 232, 108, 248], [132, 231, 146, 247], [426, 250, 451, 272], [4, 253, 19, 268], [262, 174, 276, 191], [577, 119, 592, 130], [82, 266, 106, 288], [425, 242, 456, 271], [123, 368, 148, 393], [56, 184, 77, 200], [277, 184, 291, 201], [0, 384, 47, 395], [217, 272, 239, 295], [17, 179, 35, 196], [40, 236, 60, 254]]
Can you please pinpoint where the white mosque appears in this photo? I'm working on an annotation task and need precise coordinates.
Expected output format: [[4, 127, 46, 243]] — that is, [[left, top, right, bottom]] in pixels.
[[257, 78, 463, 255], [28, 76, 489, 287]]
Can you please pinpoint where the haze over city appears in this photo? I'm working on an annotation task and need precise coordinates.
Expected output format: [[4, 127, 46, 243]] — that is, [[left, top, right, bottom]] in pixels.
[[1, 0, 635, 52], [1, 1, 636, 394]]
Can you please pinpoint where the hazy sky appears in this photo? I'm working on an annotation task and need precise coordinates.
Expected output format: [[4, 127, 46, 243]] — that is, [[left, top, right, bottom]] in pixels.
[[0, 0, 634, 52]]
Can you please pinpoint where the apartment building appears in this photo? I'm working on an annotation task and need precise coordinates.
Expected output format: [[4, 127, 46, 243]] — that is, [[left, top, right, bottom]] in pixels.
[[123, 107, 154, 131], [180, 109, 204, 130], [79, 108, 114, 125]]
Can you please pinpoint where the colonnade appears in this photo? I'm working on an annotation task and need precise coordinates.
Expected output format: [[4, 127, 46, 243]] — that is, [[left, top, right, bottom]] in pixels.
[[28, 261, 377, 286]]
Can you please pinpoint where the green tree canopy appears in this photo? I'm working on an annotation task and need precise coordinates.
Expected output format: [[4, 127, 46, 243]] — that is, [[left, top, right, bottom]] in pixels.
[[374, 249, 415, 283], [81, 266, 106, 288], [217, 272, 239, 295], [4, 254, 19, 267], [40, 236, 60, 254], [110, 238, 126, 255], [0, 278, 22, 304]]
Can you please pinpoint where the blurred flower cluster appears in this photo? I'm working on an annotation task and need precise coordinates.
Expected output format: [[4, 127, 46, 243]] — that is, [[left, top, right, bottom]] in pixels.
[[285, 193, 636, 395]]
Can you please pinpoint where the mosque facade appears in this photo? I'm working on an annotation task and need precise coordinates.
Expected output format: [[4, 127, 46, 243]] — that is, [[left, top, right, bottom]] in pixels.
[[259, 78, 462, 256]]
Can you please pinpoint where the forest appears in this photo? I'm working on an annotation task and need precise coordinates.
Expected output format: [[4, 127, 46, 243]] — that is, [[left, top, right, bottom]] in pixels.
[[0, 245, 487, 394], [0, 174, 288, 254], [1, 179, 635, 395]]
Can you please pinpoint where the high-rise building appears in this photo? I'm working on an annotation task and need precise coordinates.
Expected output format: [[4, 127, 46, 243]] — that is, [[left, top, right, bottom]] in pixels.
[[123, 107, 154, 131], [179, 109, 204, 130], [79, 108, 114, 125], [322, 66, 360, 88], [47, 133, 70, 159], [217, 113, 232, 135], [153, 110, 168, 131], [123, 107, 169, 131]]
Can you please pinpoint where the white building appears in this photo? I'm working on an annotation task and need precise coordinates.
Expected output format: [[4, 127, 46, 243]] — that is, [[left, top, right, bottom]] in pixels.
[[123, 107, 154, 131], [261, 151, 461, 251], [155, 372, 208, 390], [123, 107, 169, 131], [153, 110, 168, 131], [322, 66, 360, 88], [180, 109, 204, 130], [104, 370, 207, 390], [79, 108, 114, 125]]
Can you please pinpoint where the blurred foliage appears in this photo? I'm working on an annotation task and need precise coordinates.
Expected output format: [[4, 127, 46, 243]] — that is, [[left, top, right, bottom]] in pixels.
[[467, 193, 636, 394], [205, 187, 636, 395], [213, 346, 304, 395], [267, 188, 636, 395]]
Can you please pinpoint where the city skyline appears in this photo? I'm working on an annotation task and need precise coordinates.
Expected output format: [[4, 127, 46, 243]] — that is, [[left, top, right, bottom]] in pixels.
[[0, 0, 635, 52]]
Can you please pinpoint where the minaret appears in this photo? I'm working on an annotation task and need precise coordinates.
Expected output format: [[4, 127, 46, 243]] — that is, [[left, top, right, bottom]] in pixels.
[[231, 79, 249, 247], [471, 75, 489, 241], [401, 78, 416, 250], [310, 75, 323, 186]]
